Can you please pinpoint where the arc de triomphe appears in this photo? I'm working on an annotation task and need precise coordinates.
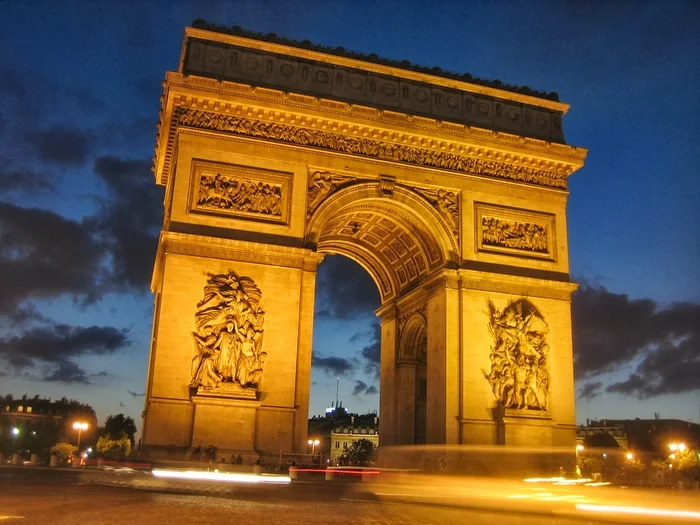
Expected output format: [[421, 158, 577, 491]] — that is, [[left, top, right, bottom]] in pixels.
[[141, 22, 586, 457]]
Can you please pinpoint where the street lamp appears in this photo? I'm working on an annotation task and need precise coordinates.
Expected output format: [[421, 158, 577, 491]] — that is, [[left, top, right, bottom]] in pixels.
[[575, 444, 584, 463], [73, 422, 88, 450], [11, 427, 19, 436], [669, 442, 686, 453], [625, 452, 634, 461], [307, 439, 320, 455]]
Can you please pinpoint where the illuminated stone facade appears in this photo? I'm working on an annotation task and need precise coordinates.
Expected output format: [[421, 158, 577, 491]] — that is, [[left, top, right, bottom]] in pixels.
[[141, 24, 586, 457]]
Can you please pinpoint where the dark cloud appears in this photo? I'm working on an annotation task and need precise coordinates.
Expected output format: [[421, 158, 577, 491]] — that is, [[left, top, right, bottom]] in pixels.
[[127, 390, 145, 397], [315, 256, 380, 319], [350, 323, 380, 378], [311, 354, 354, 376], [0, 202, 106, 313], [29, 127, 92, 166], [365, 385, 378, 395], [573, 284, 700, 399], [577, 381, 603, 400], [6, 305, 51, 326], [0, 165, 55, 194], [352, 380, 368, 397], [0, 323, 130, 384], [92, 156, 163, 291], [605, 333, 700, 399]]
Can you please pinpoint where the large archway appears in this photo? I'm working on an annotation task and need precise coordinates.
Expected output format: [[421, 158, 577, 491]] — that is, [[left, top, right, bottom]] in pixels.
[[307, 183, 456, 444], [140, 24, 586, 458]]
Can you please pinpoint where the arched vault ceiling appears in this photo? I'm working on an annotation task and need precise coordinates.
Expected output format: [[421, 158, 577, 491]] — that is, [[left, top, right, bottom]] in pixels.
[[317, 200, 443, 301]]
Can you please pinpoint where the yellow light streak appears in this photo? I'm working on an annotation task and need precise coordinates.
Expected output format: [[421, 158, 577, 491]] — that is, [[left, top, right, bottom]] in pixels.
[[576, 503, 700, 520]]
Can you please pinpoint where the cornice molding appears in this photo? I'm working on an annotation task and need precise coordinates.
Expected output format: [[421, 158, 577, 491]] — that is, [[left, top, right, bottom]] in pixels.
[[151, 232, 319, 292], [163, 73, 586, 163], [458, 269, 578, 301], [163, 105, 573, 192]]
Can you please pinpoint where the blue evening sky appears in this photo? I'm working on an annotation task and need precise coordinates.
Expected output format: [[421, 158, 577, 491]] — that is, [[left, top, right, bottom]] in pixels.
[[0, 1, 698, 433]]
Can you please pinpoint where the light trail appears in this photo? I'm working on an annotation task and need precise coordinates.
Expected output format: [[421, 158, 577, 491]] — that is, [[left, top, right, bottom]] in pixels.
[[151, 469, 290, 484]]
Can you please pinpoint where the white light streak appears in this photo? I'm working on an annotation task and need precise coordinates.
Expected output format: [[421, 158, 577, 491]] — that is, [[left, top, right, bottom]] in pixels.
[[151, 469, 290, 484]]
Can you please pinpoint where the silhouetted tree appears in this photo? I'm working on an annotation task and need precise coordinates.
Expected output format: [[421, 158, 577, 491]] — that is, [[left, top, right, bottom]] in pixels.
[[583, 432, 619, 449], [103, 414, 137, 447], [341, 438, 376, 466]]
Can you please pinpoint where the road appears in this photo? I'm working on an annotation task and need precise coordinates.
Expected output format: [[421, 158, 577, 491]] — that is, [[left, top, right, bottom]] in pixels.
[[0, 467, 695, 525]]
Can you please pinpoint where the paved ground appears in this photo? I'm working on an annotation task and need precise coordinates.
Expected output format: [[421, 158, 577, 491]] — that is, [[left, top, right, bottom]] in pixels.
[[0, 467, 633, 525]]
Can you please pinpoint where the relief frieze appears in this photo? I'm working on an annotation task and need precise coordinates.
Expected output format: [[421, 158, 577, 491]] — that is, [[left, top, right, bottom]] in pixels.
[[413, 187, 460, 237], [306, 171, 359, 218], [197, 172, 283, 217], [190, 271, 267, 395], [191, 161, 291, 225], [481, 216, 547, 253], [475, 203, 555, 260], [176, 108, 568, 189], [482, 298, 549, 411]]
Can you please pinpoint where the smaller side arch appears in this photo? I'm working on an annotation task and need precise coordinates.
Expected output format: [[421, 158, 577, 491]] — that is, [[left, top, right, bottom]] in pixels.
[[399, 312, 427, 362]]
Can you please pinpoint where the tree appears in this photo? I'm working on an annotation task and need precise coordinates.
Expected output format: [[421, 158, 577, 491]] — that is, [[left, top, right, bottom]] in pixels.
[[341, 439, 376, 466], [103, 414, 137, 447], [51, 442, 77, 462], [96, 433, 132, 460]]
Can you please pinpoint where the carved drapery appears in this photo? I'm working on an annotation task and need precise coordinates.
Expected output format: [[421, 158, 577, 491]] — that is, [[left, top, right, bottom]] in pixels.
[[197, 172, 282, 217], [306, 171, 358, 218], [176, 108, 569, 189], [482, 298, 549, 411], [481, 216, 547, 253], [190, 271, 266, 392], [412, 187, 459, 237]]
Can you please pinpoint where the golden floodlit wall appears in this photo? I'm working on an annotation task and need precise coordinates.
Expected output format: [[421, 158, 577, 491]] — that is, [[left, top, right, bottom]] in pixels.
[[141, 25, 586, 459]]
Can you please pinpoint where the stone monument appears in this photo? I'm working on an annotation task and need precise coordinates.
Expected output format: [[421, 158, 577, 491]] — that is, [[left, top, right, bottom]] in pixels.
[[141, 21, 587, 458]]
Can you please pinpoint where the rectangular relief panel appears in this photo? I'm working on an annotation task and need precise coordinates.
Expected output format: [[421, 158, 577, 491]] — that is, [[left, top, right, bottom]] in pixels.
[[189, 160, 292, 225], [475, 203, 556, 261]]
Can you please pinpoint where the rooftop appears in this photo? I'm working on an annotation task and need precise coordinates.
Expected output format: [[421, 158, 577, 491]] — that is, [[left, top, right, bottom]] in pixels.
[[191, 19, 559, 102]]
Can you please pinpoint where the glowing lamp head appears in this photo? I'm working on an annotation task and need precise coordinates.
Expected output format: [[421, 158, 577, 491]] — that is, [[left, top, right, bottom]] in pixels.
[[313, 439, 320, 445], [73, 422, 88, 431], [576, 445, 584, 452], [11, 427, 19, 436]]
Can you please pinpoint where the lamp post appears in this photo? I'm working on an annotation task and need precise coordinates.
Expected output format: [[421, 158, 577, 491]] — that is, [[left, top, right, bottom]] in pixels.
[[576, 444, 584, 464], [73, 422, 88, 451], [307, 439, 320, 455]]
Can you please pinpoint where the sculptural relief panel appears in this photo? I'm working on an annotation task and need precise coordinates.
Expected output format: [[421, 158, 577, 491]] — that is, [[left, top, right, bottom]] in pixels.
[[190, 270, 267, 397], [475, 203, 555, 260], [482, 298, 549, 411], [190, 160, 292, 225]]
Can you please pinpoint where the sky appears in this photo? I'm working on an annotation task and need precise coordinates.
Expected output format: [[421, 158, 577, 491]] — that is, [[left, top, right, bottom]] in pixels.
[[0, 0, 698, 434]]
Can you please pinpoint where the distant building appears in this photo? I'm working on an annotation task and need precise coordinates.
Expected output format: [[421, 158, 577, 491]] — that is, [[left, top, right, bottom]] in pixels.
[[1, 394, 97, 455], [308, 402, 379, 463], [577, 416, 700, 453]]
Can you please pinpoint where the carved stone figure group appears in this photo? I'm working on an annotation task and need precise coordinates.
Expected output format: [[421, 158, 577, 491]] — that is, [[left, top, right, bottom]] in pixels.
[[481, 216, 547, 253], [414, 187, 459, 236], [198, 172, 282, 216], [306, 171, 356, 217], [482, 298, 550, 411], [190, 271, 267, 390]]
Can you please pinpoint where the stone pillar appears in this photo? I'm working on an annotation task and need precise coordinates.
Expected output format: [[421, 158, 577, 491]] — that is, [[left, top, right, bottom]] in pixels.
[[377, 304, 398, 447], [293, 256, 323, 452], [457, 270, 578, 447], [424, 271, 461, 445], [395, 361, 416, 445]]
